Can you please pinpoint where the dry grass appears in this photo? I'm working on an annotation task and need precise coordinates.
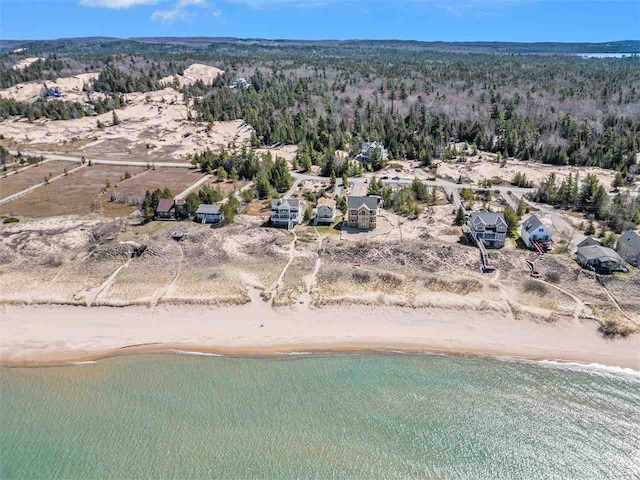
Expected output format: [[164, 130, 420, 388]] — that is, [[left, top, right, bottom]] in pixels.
[[0, 165, 145, 217], [0, 161, 77, 198]]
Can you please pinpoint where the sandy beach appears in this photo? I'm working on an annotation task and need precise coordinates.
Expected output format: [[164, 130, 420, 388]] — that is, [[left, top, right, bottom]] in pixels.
[[1, 298, 638, 369]]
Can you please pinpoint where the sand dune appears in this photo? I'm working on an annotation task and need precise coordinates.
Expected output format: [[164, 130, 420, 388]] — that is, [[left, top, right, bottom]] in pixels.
[[160, 63, 224, 87], [0, 72, 101, 104], [11, 57, 44, 70], [0, 86, 253, 160]]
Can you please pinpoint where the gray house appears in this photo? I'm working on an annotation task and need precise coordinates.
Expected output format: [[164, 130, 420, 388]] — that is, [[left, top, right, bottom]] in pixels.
[[357, 141, 389, 164], [271, 198, 302, 229], [616, 230, 640, 267], [577, 236, 600, 248], [576, 244, 626, 273], [195, 203, 224, 224], [314, 197, 336, 225], [468, 210, 507, 248]]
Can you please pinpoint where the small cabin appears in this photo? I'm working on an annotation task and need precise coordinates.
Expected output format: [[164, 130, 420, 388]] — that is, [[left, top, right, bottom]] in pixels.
[[576, 245, 626, 273]]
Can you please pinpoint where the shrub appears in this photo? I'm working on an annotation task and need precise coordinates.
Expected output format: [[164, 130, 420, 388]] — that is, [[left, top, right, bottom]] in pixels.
[[598, 319, 636, 338], [352, 270, 371, 283], [523, 279, 548, 295], [544, 271, 561, 284], [2, 217, 20, 224]]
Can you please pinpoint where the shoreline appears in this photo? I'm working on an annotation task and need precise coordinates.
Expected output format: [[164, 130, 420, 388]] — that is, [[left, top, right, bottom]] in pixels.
[[1, 303, 638, 370]]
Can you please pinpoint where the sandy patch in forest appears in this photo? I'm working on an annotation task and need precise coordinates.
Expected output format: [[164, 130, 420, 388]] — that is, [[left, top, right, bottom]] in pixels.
[[0, 87, 253, 161], [435, 152, 629, 191], [256, 144, 298, 162], [11, 57, 44, 70], [160, 63, 224, 87], [0, 73, 101, 104]]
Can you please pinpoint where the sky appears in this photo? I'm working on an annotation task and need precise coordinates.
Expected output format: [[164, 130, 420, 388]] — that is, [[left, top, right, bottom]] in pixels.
[[0, 0, 638, 42]]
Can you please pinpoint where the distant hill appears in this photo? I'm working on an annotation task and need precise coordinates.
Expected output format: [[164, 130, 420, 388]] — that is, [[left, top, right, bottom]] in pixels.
[[2, 37, 638, 55]]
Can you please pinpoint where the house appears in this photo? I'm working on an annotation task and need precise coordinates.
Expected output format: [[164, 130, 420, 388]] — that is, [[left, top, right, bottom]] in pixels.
[[232, 78, 248, 88], [357, 141, 388, 164], [468, 210, 507, 248], [314, 198, 336, 225], [576, 245, 626, 273], [616, 230, 640, 267], [520, 214, 552, 251], [195, 203, 224, 224], [577, 236, 600, 248], [270, 198, 302, 229], [47, 86, 63, 97], [347, 196, 378, 230], [174, 199, 186, 218], [155, 199, 178, 220]]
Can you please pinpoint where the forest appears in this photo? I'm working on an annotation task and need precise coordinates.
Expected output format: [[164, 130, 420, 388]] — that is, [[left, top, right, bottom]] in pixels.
[[1, 40, 639, 178]]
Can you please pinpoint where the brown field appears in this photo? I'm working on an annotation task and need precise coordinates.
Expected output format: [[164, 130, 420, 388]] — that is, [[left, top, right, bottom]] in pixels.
[[0, 165, 145, 218], [196, 177, 248, 198], [0, 161, 77, 198], [103, 168, 206, 206]]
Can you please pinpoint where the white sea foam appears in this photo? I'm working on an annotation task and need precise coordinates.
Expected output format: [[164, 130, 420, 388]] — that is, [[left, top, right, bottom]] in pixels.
[[498, 356, 640, 379], [168, 350, 225, 357], [68, 361, 97, 365], [275, 351, 312, 356], [535, 360, 640, 378]]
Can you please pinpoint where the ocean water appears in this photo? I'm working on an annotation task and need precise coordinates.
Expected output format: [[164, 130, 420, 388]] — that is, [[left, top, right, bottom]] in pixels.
[[1, 354, 639, 479]]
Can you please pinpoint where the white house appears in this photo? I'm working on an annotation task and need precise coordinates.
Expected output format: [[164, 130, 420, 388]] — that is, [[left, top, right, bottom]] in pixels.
[[468, 210, 507, 248], [270, 198, 302, 229], [195, 203, 224, 224], [314, 197, 336, 225], [232, 78, 249, 89], [520, 214, 552, 251]]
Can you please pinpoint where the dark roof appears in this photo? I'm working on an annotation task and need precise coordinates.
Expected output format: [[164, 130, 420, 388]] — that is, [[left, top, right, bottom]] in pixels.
[[156, 199, 174, 213], [347, 196, 378, 210], [469, 210, 505, 226], [577, 236, 600, 248], [618, 230, 640, 252], [195, 203, 221, 215], [577, 245, 623, 262], [522, 214, 544, 232]]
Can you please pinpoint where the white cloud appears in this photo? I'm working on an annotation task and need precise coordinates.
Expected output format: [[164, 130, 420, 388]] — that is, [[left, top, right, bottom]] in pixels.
[[151, 0, 220, 22], [79, 0, 159, 8]]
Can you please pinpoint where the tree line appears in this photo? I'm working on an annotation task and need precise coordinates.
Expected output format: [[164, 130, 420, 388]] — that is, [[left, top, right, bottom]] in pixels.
[[191, 147, 292, 199], [530, 173, 640, 233]]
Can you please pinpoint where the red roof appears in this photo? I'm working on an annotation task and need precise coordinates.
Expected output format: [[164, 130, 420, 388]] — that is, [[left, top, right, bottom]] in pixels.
[[156, 199, 174, 213]]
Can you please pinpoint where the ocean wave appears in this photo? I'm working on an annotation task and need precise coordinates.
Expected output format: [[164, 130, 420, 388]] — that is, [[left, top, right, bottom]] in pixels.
[[168, 350, 225, 357], [68, 361, 97, 365], [275, 352, 312, 356], [535, 360, 640, 378], [499, 356, 640, 379]]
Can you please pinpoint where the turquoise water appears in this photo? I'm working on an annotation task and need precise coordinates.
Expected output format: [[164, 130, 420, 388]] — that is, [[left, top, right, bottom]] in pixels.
[[1, 354, 639, 479]]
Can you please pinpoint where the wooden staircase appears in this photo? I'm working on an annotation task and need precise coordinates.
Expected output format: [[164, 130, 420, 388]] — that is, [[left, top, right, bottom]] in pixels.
[[526, 241, 545, 278]]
